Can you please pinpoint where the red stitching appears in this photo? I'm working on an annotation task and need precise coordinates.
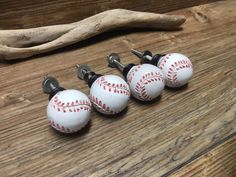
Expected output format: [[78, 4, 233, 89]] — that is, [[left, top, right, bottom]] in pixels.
[[134, 72, 164, 100], [96, 76, 130, 96], [127, 65, 164, 100], [48, 120, 76, 133], [159, 54, 192, 87], [52, 96, 91, 113], [89, 94, 121, 114], [127, 65, 141, 83]]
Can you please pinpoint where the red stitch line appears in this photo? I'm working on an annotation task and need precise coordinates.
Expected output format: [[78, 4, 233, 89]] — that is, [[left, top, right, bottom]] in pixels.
[[168, 60, 192, 86], [48, 120, 75, 133], [96, 76, 130, 96], [127, 65, 142, 84], [127, 66, 164, 100], [134, 72, 164, 100], [52, 97, 91, 113], [159, 55, 192, 87], [89, 95, 121, 114]]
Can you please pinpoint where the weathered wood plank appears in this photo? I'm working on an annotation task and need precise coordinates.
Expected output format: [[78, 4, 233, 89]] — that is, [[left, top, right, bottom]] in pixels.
[[170, 134, 236, 177], [0, 1, 235, 177], [0, 0, 217, 29]]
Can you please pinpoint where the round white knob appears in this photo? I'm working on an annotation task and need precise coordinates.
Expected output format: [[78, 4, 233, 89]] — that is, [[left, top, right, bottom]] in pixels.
[[127, 64, 165, 101], [89, 75, 130, 115], [158, 53, 193, 87], [47, 89, 91, 133]]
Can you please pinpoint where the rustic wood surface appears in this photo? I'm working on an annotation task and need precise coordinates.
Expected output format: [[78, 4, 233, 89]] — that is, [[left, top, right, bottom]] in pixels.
[[0, 1, 236, 177], [171, 134, 236, 177], [0, 0, 217, 29]]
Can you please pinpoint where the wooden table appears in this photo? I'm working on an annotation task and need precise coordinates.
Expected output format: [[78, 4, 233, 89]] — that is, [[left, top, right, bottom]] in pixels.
[[0, 0, 235, 176]]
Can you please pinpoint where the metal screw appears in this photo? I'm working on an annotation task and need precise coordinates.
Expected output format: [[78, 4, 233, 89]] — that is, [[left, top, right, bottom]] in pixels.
[[76, 64, 91, 79], [107, 53, 125, 72], [42, 76, 60, 94], [131, 49, 153, 62], [76, 64, 94, 82]]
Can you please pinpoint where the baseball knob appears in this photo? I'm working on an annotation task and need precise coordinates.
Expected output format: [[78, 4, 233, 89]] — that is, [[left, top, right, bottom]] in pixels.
[[127, 64, 165, 101], [89, 75, 130, 115], [158, 53, 193, 87], [47, 89, 91, 133]]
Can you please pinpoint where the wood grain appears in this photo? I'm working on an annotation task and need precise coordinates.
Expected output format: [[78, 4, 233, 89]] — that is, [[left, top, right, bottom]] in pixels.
[[0, 1, 236, 177], [170, 134, 236, 177], [0, 0, 217, 29]]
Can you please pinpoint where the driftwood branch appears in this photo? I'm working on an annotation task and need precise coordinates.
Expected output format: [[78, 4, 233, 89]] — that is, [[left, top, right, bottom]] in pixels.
[[0, 9, 186, 60]]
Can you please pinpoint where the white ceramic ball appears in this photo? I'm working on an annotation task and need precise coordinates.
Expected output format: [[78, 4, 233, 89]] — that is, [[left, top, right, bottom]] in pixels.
[[127, 64, 165, 101], [158, 53, 193, 87], [89, 75, 130, 115], [47, 89, 91, 133]]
